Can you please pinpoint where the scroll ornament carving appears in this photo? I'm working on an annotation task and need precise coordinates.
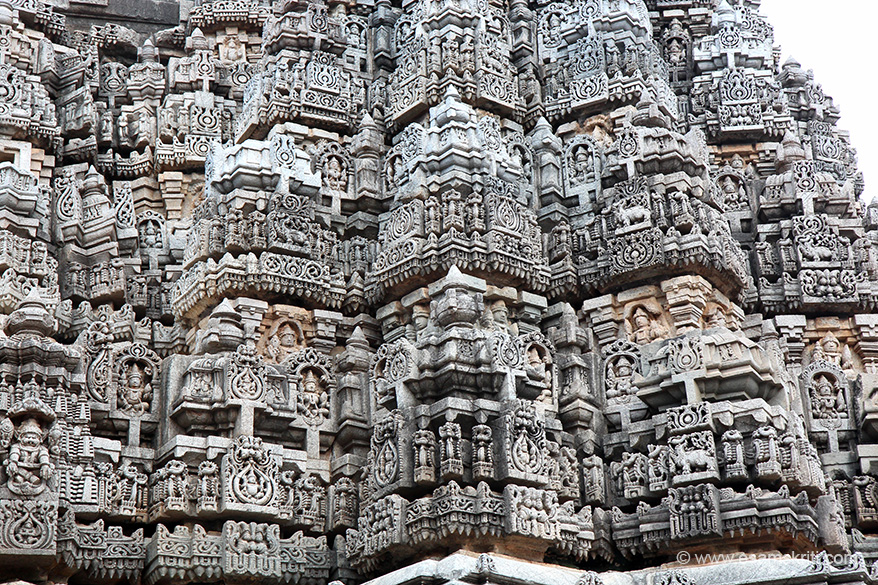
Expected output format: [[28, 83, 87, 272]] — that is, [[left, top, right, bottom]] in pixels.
[[224, 436, 277, 507]]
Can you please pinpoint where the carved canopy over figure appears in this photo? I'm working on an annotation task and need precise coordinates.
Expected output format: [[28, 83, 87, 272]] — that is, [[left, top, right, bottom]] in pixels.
[[116, 343, 160, 415]]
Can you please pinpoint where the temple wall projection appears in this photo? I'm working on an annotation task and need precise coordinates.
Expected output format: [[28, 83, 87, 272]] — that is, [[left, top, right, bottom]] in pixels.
[[0, 1, 875, 585]]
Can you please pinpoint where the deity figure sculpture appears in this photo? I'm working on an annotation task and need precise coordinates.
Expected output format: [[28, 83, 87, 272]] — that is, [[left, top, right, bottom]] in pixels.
[[265, 321, 302, 363], [5, 417, 53, 496], [459, 35, 475, 73], [489, 300, 512, 332], [606, 356, 638, 400], [119, 361, 153, 414], [810, 374, 847, 419], [99, 109, 114, 142], [325, 156, 347, 191], [226, 37, 244, 61], [385, 155, 398, 191], [526, 345, 553, 400], [297, 369, 330, 425], [139, 219, 163, 252], [280, 469, 298, 508], [572, 147, 590, 184], [720, 174, 746, 209], [667, 38, 685, 66], [412, 304, 430, 333], [295, 474, 325, 525], [626, 306, 668, 345], [812, 332, 854, 372]]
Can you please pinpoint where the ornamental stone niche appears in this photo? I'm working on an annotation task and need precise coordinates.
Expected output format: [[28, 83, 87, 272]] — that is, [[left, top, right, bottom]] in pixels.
[[0, 0, 874, 585]]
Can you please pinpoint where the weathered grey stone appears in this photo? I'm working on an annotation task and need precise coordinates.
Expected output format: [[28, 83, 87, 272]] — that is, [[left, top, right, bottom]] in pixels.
[[0, 1, 872, 585]]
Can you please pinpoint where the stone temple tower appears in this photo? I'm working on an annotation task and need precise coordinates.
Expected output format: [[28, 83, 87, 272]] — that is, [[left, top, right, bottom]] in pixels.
[[0, 1, 876, 585]]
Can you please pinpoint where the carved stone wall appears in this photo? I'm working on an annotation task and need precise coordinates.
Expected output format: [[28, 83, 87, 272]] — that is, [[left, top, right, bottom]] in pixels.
[[0, 1, 873, 585]]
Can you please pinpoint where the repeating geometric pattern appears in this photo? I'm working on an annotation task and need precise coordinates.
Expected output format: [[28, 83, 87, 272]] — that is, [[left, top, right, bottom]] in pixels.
[[0, 1, 874, 585]]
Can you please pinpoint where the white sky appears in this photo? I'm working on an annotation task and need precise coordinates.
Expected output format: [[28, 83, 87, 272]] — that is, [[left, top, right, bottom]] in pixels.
[[759, 0, 878, 202]]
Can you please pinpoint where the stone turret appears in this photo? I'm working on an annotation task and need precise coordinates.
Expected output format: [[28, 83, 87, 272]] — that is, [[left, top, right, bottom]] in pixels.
[[0, 1, 873, 585]]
